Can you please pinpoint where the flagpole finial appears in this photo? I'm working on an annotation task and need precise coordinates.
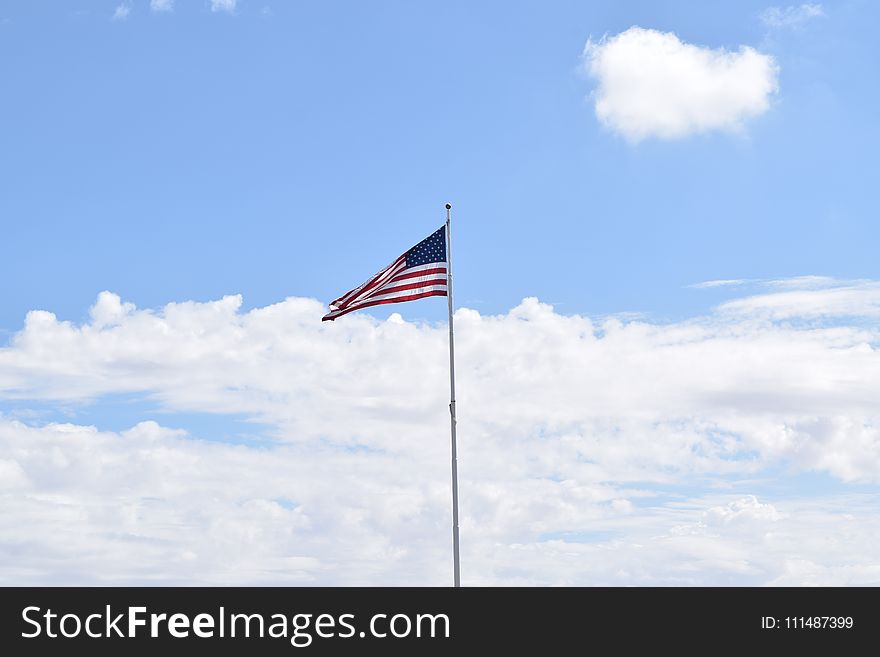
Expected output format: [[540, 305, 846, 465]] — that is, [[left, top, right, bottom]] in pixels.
[[445, 203, 452, 210]]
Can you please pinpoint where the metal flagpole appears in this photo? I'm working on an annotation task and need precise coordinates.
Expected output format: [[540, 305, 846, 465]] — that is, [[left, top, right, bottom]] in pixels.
[[445, 202, 461, 588]]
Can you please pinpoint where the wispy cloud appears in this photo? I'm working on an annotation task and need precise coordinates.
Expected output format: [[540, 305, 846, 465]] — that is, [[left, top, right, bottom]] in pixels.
[[211, 0, 237, 14], [766, 275, 842, 290], [690, 276, 880, 318], [583, 27, 778, 142], [688, 279, 751, 289], [760, 4, 825, 29], [718, 280, 880, 319], [150, 0, 174, 13], [691, 276, 854, 291], [112, 2, 131, 21]]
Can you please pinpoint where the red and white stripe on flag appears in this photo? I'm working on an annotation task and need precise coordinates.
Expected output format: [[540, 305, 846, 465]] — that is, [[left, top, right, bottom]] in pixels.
[[322, 226, 448, 321]]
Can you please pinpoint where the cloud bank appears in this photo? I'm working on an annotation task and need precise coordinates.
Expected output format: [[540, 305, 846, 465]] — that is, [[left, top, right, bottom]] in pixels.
[[1, 278, 878, 584], [583, 27, 779, 142]]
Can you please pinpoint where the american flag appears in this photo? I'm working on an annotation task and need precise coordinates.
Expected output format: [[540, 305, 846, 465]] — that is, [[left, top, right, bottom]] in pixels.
[[322, 226, 448, 321]]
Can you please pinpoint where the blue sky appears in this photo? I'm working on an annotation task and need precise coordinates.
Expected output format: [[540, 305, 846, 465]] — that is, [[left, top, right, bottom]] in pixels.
[[1, 2, 879, 585], [2, 0, 877, 331]]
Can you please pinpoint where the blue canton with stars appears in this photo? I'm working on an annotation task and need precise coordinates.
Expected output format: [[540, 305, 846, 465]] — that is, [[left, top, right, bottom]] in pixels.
[[405, 226, 447, 267]]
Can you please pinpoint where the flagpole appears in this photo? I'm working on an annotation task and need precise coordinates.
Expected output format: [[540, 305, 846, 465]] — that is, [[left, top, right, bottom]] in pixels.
[[445, 202, 461, 588]]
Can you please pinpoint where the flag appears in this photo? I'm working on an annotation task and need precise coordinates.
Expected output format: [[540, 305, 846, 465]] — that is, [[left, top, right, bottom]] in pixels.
[[322, 226, 448, 321]]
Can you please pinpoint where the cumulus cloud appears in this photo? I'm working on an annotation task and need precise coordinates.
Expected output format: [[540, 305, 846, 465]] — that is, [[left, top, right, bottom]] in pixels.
[[703, 495, 782, 525], [760, 4, 825, 29], [1, 419, 878, 585], [211, 0, 237, 14], [583, 27, 779, 142], [0, 278, 878, 584], [150, 0, 174, 13], [3, 283, 878, 482]]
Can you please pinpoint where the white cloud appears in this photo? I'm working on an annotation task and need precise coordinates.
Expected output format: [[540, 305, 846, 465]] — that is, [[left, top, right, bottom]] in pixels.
[[1, 282, 879, 483], [760, 4, 825, 29], [583, 27, 779, 142], [766, 275, 843, 290], [0, 278, 879, 583], [112, 3, 131, 21], [89, 290, 136, 328], [1, 419, 878, 585], [703, 495, 782, 525], [150, 0, 174, 13], [689, 279, 751, 289], [211, 0, 237, 14], [718, 280, 880, 319]]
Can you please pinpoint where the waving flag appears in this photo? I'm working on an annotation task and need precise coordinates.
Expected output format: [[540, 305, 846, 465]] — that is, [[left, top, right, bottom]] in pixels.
[[322, 226, 448, 321]]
